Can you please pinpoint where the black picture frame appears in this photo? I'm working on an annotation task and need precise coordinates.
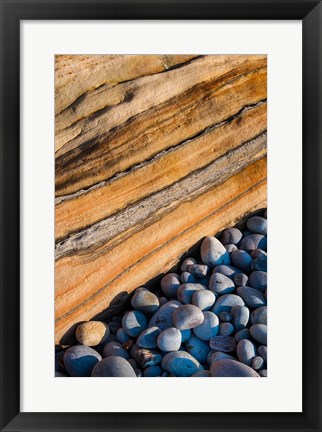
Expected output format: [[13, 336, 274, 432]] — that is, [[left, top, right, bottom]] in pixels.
[[0, 1, 321, 431]]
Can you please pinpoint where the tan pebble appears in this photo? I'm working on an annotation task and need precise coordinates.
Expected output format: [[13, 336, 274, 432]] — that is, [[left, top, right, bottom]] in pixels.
[[76, 321, 110, 346]]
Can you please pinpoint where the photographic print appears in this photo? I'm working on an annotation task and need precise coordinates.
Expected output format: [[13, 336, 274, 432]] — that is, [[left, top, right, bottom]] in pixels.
[[55, 54, 267, 378]]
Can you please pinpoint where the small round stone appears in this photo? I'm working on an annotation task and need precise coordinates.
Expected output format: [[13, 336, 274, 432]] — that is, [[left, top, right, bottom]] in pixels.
[[177, 283, 205, 304], [185, 334, 211, 363], [221, 228, 243, 245], [250, 324, 267, 345], [209, 272, 235, 295], [209, 335, 236, 352], [91, 356, 136, 377], [143, 365, 163, 377], [231, 305, 250, 331], [246, 216, 267, 236], [192, 290, 216, 311], [161, 351, 203, 377], [122, 310, 148, 337], [218, 322, 234, 336], [148, 300, 181, 331], [231, 250, 253, 274], [173, 304, 204, 330], [248, 271, 267, 292], [211, 359, 260, 377], [180, 257, 197, 272], [136, 326, 161, 349], [218, 311, 232, 322], [225, 243, 238, 253], [234, 273, 248, 287], [193, 311, 219, 340], [187, 264, 209, 278], [212, 294, 245, 315], [102, 341, 129, 360], [259, 369, 267, 377], [258, 345, 267, 363], [75, 321, 110, 347], [157, 327, 182, 352], [160, 273, 181, 298], [64, 345, 102, 377], [131, 289, 159, 314], [240, 234, 267, 253], [180, 272, 196, 284], [237, 286, 267, 308], [250, 306, 267, 325], [237, 339, 257, 366], [252, 356, 265, 370], [200, 236, 231, 267], [234, 328, 251, 343]]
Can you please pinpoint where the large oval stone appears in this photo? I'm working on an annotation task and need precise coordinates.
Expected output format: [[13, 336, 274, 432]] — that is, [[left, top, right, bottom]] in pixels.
[[212, 294, 245, 315], [237, 286, 267, 308], [162, 351, 203, 377], [131, 289, 159, 314], [236, 339, 257, 366], [173, 304, 204, 330], [209, 272, 235, 295], [91, 356, 136, 377], [148, 300, 181, 331], [193, 311, 219, 341], [210, 359, 260, 377], [64, 345, 102, 377]]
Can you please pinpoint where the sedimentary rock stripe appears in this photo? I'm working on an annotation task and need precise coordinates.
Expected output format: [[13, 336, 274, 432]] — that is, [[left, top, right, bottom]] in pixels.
[[55, 56, 266, 196], [55, 101, 266, 241], [55, 132, 266, 260]]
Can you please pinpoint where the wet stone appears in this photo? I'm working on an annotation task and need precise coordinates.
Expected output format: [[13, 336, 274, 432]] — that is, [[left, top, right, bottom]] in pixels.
[[209, 335, 237, 352]]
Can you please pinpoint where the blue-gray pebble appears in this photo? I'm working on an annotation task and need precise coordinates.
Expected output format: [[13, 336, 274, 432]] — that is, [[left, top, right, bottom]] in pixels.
[[122, 310, 148, 337], [180, 272, 196, 284], [250, 306, 267, 325], [250, 324, 267, 345], [258, 345, 267, 363], [131, 289, 159, 314], [64, 345, 102, 377], [237, 339, 257, 366], [136, 326, 161, 349], [200, 236, 231, 267], [221, 228, 243, 245], [212, 265, 242, 280], [209, 335, 236, 352], [143, 365, 163, 377], [173, 304, 204, 330], [161, 351, 203, 377], [219, 311, 232, 322], [157, 327, 182, 352], [209, 272, 235, 295], [231, 250, 253, 274], [212, 294, 245, 315], [160, 273, 181, 298], [192, 290, 216, 311], [246, 216, 267, 236], [234, 273, 248, 287], [187, 264, 209, 278], [234, 328, 252, 342], [240, 234, 267, 252], [218, 322, 234, 336], [210, 359, 260, 377], [248, 271, 267, 292], [185, 334, 211, 363], [237, 286, 267, 308], [91, 356, 136, 377], [252, 356, 264, 370], [231, 305, 250, 331], [193, 311, 219, 340]]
